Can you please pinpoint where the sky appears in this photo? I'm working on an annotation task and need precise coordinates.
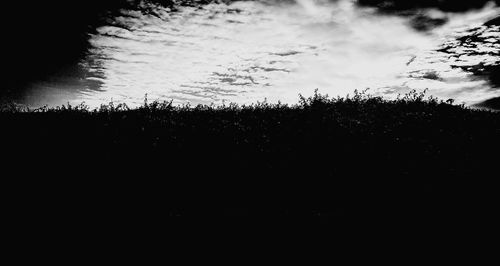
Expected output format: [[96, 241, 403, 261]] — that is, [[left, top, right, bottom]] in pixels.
[[19, 0, 500, 108]]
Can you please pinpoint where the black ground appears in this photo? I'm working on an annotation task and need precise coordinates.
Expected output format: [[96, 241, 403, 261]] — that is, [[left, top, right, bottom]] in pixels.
[[1, 91, 498, 218]]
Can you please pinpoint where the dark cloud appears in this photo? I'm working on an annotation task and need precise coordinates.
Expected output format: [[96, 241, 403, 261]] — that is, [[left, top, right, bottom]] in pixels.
[[410, 14, 448, 31], [485, 16, 500, 26], [357, 0, 500, 12], [2, 0, 178, 94], [356, 1, 499, 31], [474, 96, 500, 110]]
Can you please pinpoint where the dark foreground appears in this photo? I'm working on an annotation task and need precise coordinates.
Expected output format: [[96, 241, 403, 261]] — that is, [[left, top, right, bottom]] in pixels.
[[1, 91, 499, 219]]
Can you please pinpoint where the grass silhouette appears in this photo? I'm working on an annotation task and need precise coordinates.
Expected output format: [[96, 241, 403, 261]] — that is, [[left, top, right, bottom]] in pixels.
[[1, 90, 499, 217]]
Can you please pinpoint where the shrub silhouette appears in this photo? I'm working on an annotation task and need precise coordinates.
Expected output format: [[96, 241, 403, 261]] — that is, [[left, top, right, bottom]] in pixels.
[[1, 91, 499, 217]]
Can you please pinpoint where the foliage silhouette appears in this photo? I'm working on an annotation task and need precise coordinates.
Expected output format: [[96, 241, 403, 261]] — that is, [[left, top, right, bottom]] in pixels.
[[1, 91, 499, 217]]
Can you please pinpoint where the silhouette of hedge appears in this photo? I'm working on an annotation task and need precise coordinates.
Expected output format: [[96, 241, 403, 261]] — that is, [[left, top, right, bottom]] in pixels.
[[1, 91, 498, 217]]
